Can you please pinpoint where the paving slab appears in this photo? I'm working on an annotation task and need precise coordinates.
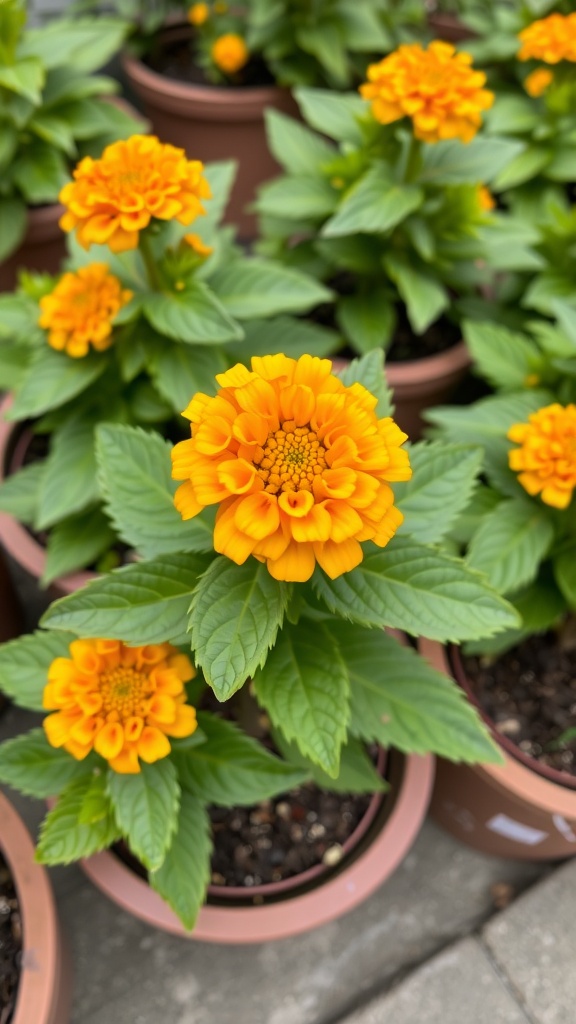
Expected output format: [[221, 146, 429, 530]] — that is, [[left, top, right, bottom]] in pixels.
[[483, 857, 576, 1024], [335, 936, 531, 1024]]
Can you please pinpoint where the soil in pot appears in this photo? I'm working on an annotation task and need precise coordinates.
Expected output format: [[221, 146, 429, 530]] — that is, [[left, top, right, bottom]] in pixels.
[[0, 852, 22, 1024], [462, 626, 576, 781], [146, 34, 275, 88]]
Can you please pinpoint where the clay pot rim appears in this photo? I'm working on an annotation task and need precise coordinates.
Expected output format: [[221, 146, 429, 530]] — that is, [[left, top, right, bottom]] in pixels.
[[385, 339, 471, 386], [420, 637, 576, 815], [0, 394, 93, 595], [80, 749, 434, 943], [450, 641, 576, 792], [0, 790, 70, 1024]]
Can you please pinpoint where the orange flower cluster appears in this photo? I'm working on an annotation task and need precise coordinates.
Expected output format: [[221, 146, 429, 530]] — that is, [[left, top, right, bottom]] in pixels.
[[477, 185, 495, 212], [59, 135, 211, 253], [360, 41, 493, 144], [188, 1, 209, 25], [38, 263, 132, 358], [43, 640, 197, 773], [524, 67, 554, 97], [518, 13, 576, 63], [172, 354, 411, 582], [211, 33, 249, 74], [508, 403, 576, 509]]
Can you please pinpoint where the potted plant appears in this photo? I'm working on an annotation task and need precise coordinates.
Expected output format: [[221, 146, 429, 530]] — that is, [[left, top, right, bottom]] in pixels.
[[0, 0, 146, 290], [0, 788, 71, 1024], [0, 347, 519, 940], [254, 41, 534, 436], [119, 0, 419, 236], [0, 134, 334, 595], [425, 312, 576, 859]]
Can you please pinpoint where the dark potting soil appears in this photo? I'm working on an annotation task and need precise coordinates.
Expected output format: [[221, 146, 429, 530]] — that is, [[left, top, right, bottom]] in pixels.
[[0, 853, 21, 1024], [463, 627, 576, 778], [386, 311, 462, 363], [145, 36, 275, 88]]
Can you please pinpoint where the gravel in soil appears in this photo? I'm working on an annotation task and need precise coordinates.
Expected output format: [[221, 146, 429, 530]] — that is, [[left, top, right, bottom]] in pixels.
[[463, 627, 576, 778], [146, 37, 275, 87], [0, 853, 21, 1024]]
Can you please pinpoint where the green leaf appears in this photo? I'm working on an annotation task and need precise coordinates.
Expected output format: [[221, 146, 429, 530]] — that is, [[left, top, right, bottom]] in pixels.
[[383, 257, 448, 334], [312, 539, 520, 642], [0, 730, 88, 797], [12, 142, 69, 204], [7, 347, 107, 420], [149, 791, 212, 931], [0, 57, 44, 103], [265, 109, 335, 176], [464, 574, 568, 657], [149, 344, 227, 415], [493, 145, 551, 191], [256, 175, 338, 220], [395, 442, 484, 545], [294, 88, 366, 144], [143, 283, 243, 344], [273, 730, 387, 794], [36, 420, 98, 529], [336, 625, 500, 763], [554, 545, 576, 609], [420, 136, 524, 185], [0, 293, 40, 337], [463, 320, 542, 391], [42, 506, 116, 585], [20, 18, 128, 74], [29, 110, 76, 156], [323, 170, 423, 238], [0, 630, 74, 710], [40, 554, 212, 644], [253, 620, 350, 778], [96, 424, 214, 558], [175, 712, 307, 804], [231, 315, 340, 364], [486, 95, 538, 136], [450, 485, 502, 546], [0, 460, 46, 525], [0, 196, 27, 262], [467, 498, 554, 596], [336, 291, 395, 354], [189, 558, 291, 700], [337, 349, 393, 417], [37, 775, 120, 865], [108, 759, 180, 871], [296, 23, 348, 85], [210, 258, 331, 319]]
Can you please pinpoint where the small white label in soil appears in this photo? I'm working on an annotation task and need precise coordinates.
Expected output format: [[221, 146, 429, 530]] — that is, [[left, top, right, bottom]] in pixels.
[[486, 814, 548, 846]]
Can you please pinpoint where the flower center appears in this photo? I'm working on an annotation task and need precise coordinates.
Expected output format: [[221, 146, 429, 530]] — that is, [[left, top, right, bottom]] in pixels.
[[99, 667, 150, 720], [255, 422, 327, 494]]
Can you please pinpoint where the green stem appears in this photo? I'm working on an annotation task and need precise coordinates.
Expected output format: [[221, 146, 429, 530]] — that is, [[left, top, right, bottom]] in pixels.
[[139, 231, 163, 292]]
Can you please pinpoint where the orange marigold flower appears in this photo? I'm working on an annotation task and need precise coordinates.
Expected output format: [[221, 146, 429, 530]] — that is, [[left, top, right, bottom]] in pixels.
[[188, 1, 209, 25], [360, 41, 493, 144], [184, 232, 213, 257], [43, 639, 197, 774], [524, 67, 554, 96], [211, 33, 249, 75], [171, 354, 411, 582], [477, 185, 495, 212], [38, 263, 132, 358], [508, 403, 576, 509], [59, 135, 211, 253], [518, 13, 576, 64]]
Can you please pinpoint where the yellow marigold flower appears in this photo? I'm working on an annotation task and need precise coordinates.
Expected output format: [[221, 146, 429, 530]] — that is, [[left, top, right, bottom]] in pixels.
[[524, 67, 554, 97], [43, 639, 197, 774], [211, 33, 249, 75], [59, 135, 212, 254], [188, 1, 209, 25], [184, 232, 213, 257], [360, 41, 493, 144], [38, 263, 132, 358], [508, 403, 576, 509], [171, 354, 411, 582], [477, 185, 495, 212], [518, 13, 576, 64]]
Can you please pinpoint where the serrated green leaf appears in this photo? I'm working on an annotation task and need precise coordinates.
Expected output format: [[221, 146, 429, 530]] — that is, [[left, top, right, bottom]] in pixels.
[[0, 197, 27, 261], [36, 420, 98, 529], [265, 109, 335, 176], [0, 460, 46, 525], [149, 791, 212, 931], [209, 258, 332, 319], [554, 545, 576, 610], [420, 136, 523, 185], [96, 424, 214, 558], [0, 730, 89, 797], [312, 539, 520, 642], [0, 630, 75, 710], [294, 88, 366, 145], [149, 344, 227, 415], [493, 145, 550, 191], [450, 485, 502, 547], [230, 315, 339, 364], [256, 175, 338, 220], [335, 625, 500, 763], [273, 729, 387, 793], [0, 56, 44, 103], [12, 142, 69, 205], [395, 441, 483, 545], [175, 712, 307, 804], [42, 506, 116, 585], [383, 257, 448, 335], [40, 554, 212, 644], [337, 349, 393, 417], [253, 620, 350, 777], [463, 320, 542, 391], [189, 558, 290, 700], [143, 283, 243, 344], [323, 169, 423, 238], [108, 759, 180, 871], [7, 347, 107, 420], [36, 774, 120, 865], [336, 291, 395, 355], [467, 498, 554, 596]]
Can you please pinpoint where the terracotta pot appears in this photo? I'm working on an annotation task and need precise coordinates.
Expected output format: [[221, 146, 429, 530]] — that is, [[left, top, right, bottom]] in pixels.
[[386, 340, 471, 440], [0, 395, 93, 599], [0, 204, 66, 293], [427, 12, 476, 43], [122, 27, 298, 239], [422, 637, 576, 860], [0, 790, 71, 1024], [81, 748, 434, 942]]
